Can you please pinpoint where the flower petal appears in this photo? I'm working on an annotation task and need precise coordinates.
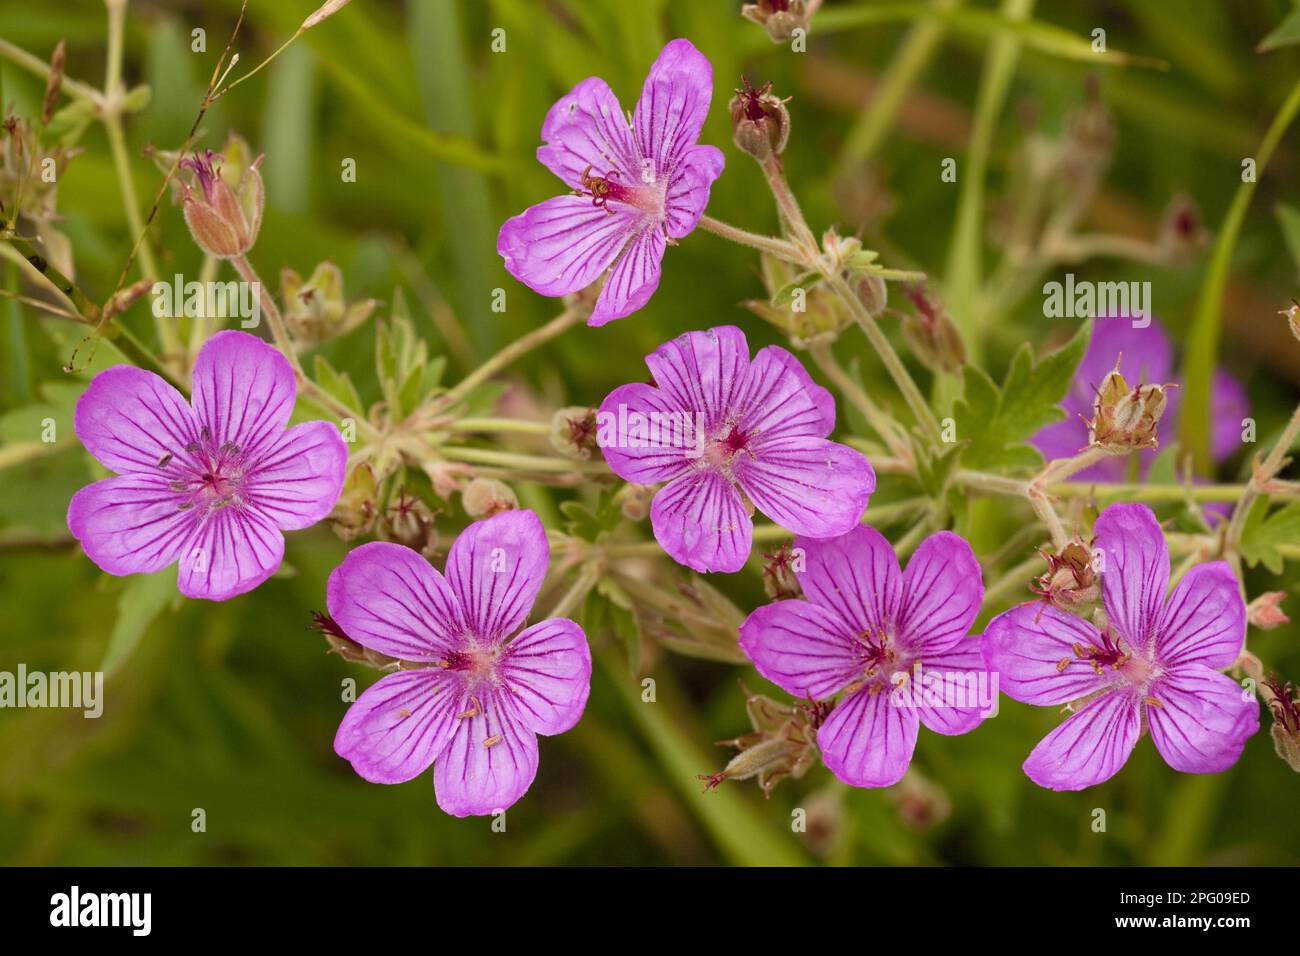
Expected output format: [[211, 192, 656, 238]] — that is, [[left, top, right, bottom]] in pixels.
[[650, 468, 752, 573], [176, 506, 284, 601], [499, 618, 592, 736], [190, 330, 296, 460], [664, 144, 724, 238], [981, 602, 1112, 706], [497, 194, 636, 298], [1156, 561, 1245, 669], [1148, 665, 1259, 774], [645, 325, 750, 432], [633, 39, 714, 179], [326, 541, 464, 661], [588, 223, 665, 326], [1209, 369, 1249, 463], [596, 382, 695, 484], [896, 531, 983, 657], [796, 524, 902, 639], [817, 685, 919, 788], [739, 599, 860, 699], [445, 509, 550, 642], [1094, 502, 1170, 653], [67, 473, 195, 577], [734, 436, 874, 539], [1022, 689, 1140, 791], [245, 420, 347, 531], [908, 641, 992, 736], [737, 345, 835, 441], [433, 688, 539, 817], [334, 669, 464, 784], [73, 365, 200, 475], [536, 76, 640, 191]]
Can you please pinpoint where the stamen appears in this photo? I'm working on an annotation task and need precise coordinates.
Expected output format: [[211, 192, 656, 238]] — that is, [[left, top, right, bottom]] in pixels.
[[1143, 695, 1163, 709], [1056, 657, 1071, 672], [157, 453, 173, 468], [456, 696, 481, 720], [483, 734, 503, 748]]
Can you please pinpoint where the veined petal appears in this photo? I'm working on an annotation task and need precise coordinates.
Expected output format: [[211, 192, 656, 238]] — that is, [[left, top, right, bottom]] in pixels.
[[650, 468, 752, 573], [981, 602, 1112, 706], [446, 509, 550, 643], [737, 346, 835, 442], [633, 39, 715, 179], [67, 473, 196, 577], [176, 506, 284, 601], [588, 222, 665, 326], [739, 599, 861, 699], [909, 641, 991, 736], [190, 331, 296, 461], [597, 382, 695, 485], [664, 144, 724, 238], [645, 326, 750, 432], [433, 687, 539, 817], [795, 524, 902, 639], [1094, 503, 1170, 654], [817, 685, 919, 788], [1148, 666, 1258, 774], [334, 669, 464, 784], [1022, 689, 1140, 791], [499, 618, 592, 736], [896, 531, 983, 657], [734, 437, 873, 539], [1155, 561, 1245, 670], [497, 194, 635, 298], [73, 365, 200, 475], [536, 76, 640, 191], [326, 541, 464, 661], [245, 420, 347, 531]]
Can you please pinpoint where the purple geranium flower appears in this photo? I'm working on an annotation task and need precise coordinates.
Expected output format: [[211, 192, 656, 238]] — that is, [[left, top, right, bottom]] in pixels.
[[329, 509, 591, 817], [982, 502, 1258, 791], [67, 331, 347, 601], [497, 38, 725, 326], [1032, 315, 1248, 480], [740, 525, 989, 788], [598, 325, 875, 573]]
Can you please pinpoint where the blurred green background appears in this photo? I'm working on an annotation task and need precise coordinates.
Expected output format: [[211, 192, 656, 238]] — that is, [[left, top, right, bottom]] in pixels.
[[1, 0, 1299, 866]]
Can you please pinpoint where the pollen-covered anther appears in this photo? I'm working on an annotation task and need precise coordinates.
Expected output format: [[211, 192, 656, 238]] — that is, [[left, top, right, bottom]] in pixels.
[[456, 696, 481, 720], [1144, 695, 1163, 709], [483, 734, 503, 749]]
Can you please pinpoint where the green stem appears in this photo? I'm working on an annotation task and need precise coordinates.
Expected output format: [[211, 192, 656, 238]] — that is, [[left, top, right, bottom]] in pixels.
[[808, 342, 913, 463], [434, 308, 582, 410], [447, 417, 551, 435], [439, 445, 608, 474], [696, 215, 805, 264]]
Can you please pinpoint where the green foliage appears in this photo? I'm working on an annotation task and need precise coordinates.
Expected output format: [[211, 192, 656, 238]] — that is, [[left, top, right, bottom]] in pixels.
[[1239, 499, 1300, 575]]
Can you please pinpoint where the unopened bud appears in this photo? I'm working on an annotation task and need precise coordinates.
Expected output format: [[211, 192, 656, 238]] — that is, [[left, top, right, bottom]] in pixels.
[[1264, 676, 1300, 772], [901, 285, 966, 374], [1157, 193, 1207, 265], [550, 406, 599, 460], [730, 77, 790, 162], [179, 148, 264, 259], [462, 477, 517, 519], [1087, 361, 1174, 451], [383, 488, 438, 556], [741, 0, 822, 43], [856, 273, 887, 318], [1281, 299, 1300, 344], [1248, 591, 1289, 630], [889, 769, 952, 831], [761, 541, 804, 600], [280, 261, 377, 347], [616, 482, 655, 522], [329, 463, 378, 541], [1031, 537, 1099, 611], [699, 685, 830, 796], [311, 611, 395, 669]]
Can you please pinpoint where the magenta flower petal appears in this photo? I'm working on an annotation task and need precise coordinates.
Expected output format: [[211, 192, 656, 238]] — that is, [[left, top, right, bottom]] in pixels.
[[1147, 666, 1259, 773], [498, 618, 592, 735], [739, 599, 861, 699], [633, 39, 715, 180], [445, 509, 550, 643], [896, 530, 983, 657], [912, 641, 989, 736], [1209, 368, 1249, 462], [73, 365, 199, 474], [645, 325, 750, 431], [497, 195, 636, 298], [190, 330, 295, 458], [597, 382, 694, 484], [1094, 501, 1169, 653], [796, 524, 902, 637], [327, 541, 464, 661], [748, 345, 835, 437], [246, 420, 347, 530], [739, 345, 836, 441], [535, 76, 640, 191], [433, 687, 539, 818], [176, 506, 284, 601], [982, 602, 1112, 706], [664, 144, 725, 238], [1155, 561, 1245, 669], [1022, 690, 1141, 791], [67, 474, 197, 577], [588, 224, 666, 327], [650, 468, 752, 573], [733, 436, 873, 538], [333, 669, 464, 784], [817, 686, 919, 788]]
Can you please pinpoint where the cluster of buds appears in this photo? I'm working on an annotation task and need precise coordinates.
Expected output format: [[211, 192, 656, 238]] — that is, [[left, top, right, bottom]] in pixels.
[[1030, 536, 1099, 612], [1086, 359, 1174, 451], [549, 406, 600, 460], [172, 134, 264, 259], [900, 285, 966, 375], [729, 76, 790, 162], [761, 541, 804, 601], [1263, 676, 1300, 772], [279, 261, 377, 348], [462, 477, 518, 519], [700, 684, 832, 797], [741, 0, 822, 43]]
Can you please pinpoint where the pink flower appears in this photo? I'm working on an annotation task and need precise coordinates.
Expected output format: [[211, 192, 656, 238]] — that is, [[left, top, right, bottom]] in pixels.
[[67, 331, 346, 601], [740, 525, 989, 788], [329, 510, 592, 817], [497, 39, 725, 326], [982, 503, 1259, 791], [597, 325, 875, 573]]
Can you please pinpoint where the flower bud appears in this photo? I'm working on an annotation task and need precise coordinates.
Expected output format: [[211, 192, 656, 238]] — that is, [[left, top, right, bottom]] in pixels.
[[1281, 299, 1300, 344], [741, 0, 822, 43], [729, 77, 790, 162], [549, 406, 599, 460], [616, 482, 655, 522], [1157, 193, 1207, 265], [311, 611, 396, 669], [856, 273, 887, 318], [888, 769, 952, 831], [1264, 676, 1300, 772], [179, 148, 264, 259], [1247, 591, 1289, 630], [329, 463, 378, 541], [280, 261, 377, 347], [699, 684, 830, 796], [1087, 360, 1174, 451], [761, 541, 804, 601], [901, 285, 966, 374], [383, 487, 438, 556], [1031, 537, 1099, 611], [462, 477, 517, 518]]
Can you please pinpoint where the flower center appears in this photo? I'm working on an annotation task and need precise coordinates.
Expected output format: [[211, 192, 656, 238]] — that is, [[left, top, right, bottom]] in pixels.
[[702, 423, 752, 469], [157, 426, 249, 513], [442, 643, 499, 682], [574, 164, 665, 217]]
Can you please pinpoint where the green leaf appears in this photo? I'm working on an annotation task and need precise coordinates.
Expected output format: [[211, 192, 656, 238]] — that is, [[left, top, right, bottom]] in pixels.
[[101, 570, 176, 677], [1239, 499, 1300, 575], [558, 489, 621, 542], [311, 354, 363, 413], [1258, 6, 1300, 52], [954, 321, 1090, 472], [1276, 202, 1300, 276]]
